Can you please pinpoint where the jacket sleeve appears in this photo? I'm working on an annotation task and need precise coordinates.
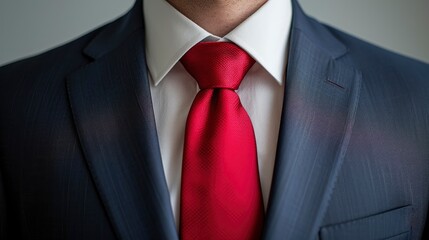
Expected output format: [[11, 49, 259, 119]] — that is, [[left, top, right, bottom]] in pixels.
[[0, 168, 7, 239], [422, 207, 429, 240]]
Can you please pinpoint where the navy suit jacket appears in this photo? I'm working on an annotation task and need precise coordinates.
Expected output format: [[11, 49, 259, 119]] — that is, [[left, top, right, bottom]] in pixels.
[[1, 0, 428, 239]]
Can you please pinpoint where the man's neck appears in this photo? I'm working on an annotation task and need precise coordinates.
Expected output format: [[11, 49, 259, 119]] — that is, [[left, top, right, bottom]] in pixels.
[[167, 0, 268, 37]]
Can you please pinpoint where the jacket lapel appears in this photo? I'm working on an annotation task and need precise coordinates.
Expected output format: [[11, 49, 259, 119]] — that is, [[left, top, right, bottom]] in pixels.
[[66, 1, 177, 239], [263, 1, 362, 239]]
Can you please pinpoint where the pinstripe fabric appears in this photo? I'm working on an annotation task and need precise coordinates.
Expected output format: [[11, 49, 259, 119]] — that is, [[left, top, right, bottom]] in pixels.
[[0, 0, 428, 239]]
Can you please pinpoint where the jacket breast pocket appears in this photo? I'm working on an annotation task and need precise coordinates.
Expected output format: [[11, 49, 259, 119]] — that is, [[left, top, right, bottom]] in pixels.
[[319, 205, 412, 240]]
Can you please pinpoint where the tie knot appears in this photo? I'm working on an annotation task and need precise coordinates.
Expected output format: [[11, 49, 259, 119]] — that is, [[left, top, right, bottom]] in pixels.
[[180, 42, 255, 90]]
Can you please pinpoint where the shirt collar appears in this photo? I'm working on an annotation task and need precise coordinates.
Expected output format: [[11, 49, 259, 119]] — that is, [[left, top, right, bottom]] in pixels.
[[143, 0, 292, 86]]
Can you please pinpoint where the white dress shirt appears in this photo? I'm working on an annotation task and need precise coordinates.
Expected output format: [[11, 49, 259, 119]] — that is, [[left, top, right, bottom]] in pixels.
[[143, 0, 292, 227]]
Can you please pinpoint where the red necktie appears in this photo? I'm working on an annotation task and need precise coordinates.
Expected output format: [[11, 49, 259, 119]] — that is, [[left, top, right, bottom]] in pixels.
[[179, 42, 264, 240]]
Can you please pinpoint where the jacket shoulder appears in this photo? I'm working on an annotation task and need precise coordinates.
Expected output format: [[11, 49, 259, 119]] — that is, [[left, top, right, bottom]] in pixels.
[[0, 2, 140, 89], [326, 25, 429, 103], [0, 29, 99, 81], [326, 25, 429, 77], [0, 25, 103, 113]]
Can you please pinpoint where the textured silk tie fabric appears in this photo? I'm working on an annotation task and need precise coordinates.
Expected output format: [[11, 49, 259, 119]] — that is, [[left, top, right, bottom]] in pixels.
[[179, 42, 264, 240]]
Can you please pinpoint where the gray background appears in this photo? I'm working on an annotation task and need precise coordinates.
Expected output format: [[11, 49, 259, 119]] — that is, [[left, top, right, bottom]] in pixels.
[[1, 0, 428, 66]]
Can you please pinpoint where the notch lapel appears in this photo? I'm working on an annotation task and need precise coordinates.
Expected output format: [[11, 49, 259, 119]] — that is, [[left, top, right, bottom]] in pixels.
[[263, 2, 362, 239], [66, 1, 177, 239]]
